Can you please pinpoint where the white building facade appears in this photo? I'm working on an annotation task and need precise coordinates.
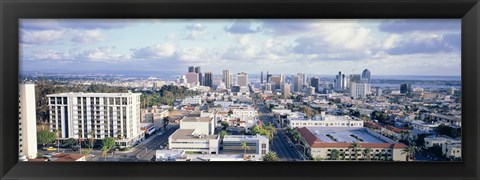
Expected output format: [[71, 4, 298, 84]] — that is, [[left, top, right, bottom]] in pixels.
[[19, 83, 38, 160], [47, 92, 144, 147], [289, 113, 363, 128], [182, 96, 202, 105]]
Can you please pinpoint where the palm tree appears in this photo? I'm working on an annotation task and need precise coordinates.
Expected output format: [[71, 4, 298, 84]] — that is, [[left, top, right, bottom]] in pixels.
[[349, 142, 361, 160], [340, 151, 346, 160], [77, 131, 82, 153], [219, 130, 227, 144], [402, 145, 418, 161], [241, 141, 250, 160], [263, 152, 279, 161], [330, 149, 340, 160], [88, 131, 95, 150], [362, 147, 372, 160]]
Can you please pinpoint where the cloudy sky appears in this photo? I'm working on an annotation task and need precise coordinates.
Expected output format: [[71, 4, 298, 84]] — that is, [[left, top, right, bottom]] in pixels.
[[20, 19, 461, 76]]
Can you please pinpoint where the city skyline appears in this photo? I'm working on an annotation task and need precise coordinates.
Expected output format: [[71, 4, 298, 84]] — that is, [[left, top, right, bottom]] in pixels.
[[20, 19, 461, 76]]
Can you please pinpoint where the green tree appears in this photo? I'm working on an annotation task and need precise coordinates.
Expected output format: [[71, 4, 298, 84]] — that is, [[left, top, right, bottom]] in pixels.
[[241, 141, 250, 160], [64, 138, 77, 147], [219, 130, 227, 144], [349, 142, 361, 160], [221, 121, 230, 130], [402, 145, 418, 161], [330, 149, 341, 160], [102, 137, 116, 151], [163, 116, 171, 129], [37, 130, 57, 146], [263, 152, 279, 161], [362, 147, 373, 160]]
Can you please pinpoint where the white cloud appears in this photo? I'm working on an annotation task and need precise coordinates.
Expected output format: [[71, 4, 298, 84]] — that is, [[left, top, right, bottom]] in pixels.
[[184, 23, 209, 40], [21, 30, 66, 45], [80, 47, 131, 62], [132, 43, 176, 60], [71, 30, 107, 44]]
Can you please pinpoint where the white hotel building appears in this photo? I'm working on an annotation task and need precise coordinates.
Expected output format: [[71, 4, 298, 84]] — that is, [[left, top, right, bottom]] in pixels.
[[19, 83, 38, 160], [289, 112, 364, 128], [47, 92, 144, 148]]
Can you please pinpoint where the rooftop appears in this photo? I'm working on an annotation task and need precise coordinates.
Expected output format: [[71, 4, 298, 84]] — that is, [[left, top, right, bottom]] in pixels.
[[223, 135, 269, 141], [297, 127, 406, 149], [47, 92, 140, 97], [181, 117, 213, 123], [170, 129, 218, 140]]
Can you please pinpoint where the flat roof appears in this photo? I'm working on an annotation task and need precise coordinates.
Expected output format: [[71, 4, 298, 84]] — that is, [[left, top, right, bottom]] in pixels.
[[170, 129, 218, 140], [47, 92, 140, 97], [297, 127, 406, 149], [223, 135, 268, 141], [306, 127, 388, 144], [181, 117, 213, 123]]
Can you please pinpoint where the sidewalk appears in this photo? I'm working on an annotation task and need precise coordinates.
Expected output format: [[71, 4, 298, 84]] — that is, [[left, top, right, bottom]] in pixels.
[[115, 133, 158, 154]]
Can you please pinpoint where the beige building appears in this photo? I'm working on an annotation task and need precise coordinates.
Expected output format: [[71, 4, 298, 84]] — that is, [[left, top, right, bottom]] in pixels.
[[19, 83, 38, 160], [179, 117, 215, 135], [168, 116, 219, 154], [168, 129, 219, 154], [297, 127, 407, 161]]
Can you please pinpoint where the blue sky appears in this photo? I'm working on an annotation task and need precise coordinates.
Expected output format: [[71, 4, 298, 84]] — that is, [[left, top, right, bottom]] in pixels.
[[20, 19, 461, 76]]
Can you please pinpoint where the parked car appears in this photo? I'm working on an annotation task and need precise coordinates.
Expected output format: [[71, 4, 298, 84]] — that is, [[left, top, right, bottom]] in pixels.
[[42, 153, 56, 158], [46, 147, 57, 151], [71, 145, 80, 151]]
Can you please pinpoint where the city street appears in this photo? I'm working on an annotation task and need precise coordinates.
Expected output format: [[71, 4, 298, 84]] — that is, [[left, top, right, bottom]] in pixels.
[[257, 100, 305, 161], [114, 124, 179, 161]]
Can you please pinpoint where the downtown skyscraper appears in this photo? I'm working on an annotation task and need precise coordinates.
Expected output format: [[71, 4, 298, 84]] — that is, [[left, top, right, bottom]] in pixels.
[[222, 70, 232, 89]]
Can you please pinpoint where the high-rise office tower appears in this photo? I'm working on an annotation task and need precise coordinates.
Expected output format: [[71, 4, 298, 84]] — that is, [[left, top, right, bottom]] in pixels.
[[310, 77, 319, 93], [265, 83, 272, 91], [271, 76, 281, 90], [349, 74, 362, 83], [293, 75, 300, 92], [188, 66, 195, 73], [350, 82, 370, 99], [222, 70, 232, 89], [194, 66, 202, 86], [260, 71, 264, 84], [297, 73, 306, 86], [335, 71, 347, 91], [236, 72, 248, 87], [19, 83, 38, 160], [280, 74, 285, 83], [266, 72, 272, 83], [281, 83, 291, 98], [400, 84, 412, 94], [204, 72, 213, 88], [362, 69, 371, 83], [186, 72, 199, 86], [47, 92, 144, 148]]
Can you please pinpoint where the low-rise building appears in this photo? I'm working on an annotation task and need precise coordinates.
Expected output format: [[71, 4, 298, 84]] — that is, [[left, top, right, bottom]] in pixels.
[[222, 135, 269, 157], [289, 112, 363, 128], [179, 117, 215, 135], [297, 127, 407, 161], [443, 143, 461, 159], [182, 96, 202, 105], [424, 135, 461, 148], [168, 129, 219, 154], [213, 101, 234, 108]]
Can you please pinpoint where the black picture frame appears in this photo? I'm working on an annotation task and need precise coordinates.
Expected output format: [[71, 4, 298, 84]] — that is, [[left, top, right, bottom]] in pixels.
[[1, 0, 479, 180]]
